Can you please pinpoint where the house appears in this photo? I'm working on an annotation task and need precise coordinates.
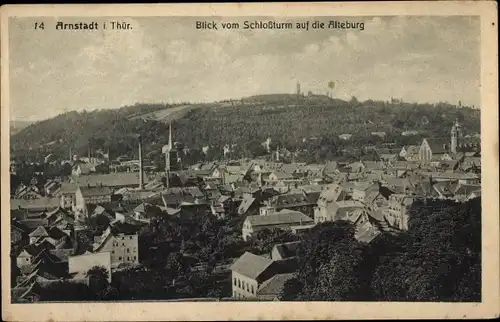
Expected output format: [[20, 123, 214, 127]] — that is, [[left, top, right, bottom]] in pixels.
[[28, 225, 69, 247], [256, 273, 296, 301], [71, 172, 149, 189], [268, 171, 294, 182], [58, 182, 78, 209], [11, 219, 29, 245], [242, 210, 314, 241], [68, 251, 112, 283], [351, 182, 379, 203], [237, 196, 259, 216], [453, 183, 481, 201], [230, 252, 298, 300], [271, 241, 301, 261], [399, 145, 420, 162], [345, 208, 382, 243], [314, 200, 365, 223], [74, 185, 113, 223], [231, 252, 273, 299], [313, 184, 348, 221], [92, 226, 139, 269], [259, 193, 315, 218], [210, 195, 236, 219], [75, 185, 112, 207], [385, 194, 415, 230], [10, 197, 61, 213], [15, 185, 43, 200], [44, 180, 62, 196], [11, 281, 43, 303], [379, 153, 398, 162], [17, 245, 45, 268], [161, 187, 207, 209]]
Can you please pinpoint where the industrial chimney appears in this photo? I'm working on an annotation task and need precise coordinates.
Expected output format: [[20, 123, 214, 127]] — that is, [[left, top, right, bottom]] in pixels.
[[138, 135, 144, 190]]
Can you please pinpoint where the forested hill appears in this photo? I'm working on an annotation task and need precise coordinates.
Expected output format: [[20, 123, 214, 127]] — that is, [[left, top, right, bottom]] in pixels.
[[11, 98, 480, 163]]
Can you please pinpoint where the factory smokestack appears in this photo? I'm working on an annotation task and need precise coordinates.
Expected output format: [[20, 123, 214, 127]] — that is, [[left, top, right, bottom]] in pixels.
[[138, 135, 144, 189]]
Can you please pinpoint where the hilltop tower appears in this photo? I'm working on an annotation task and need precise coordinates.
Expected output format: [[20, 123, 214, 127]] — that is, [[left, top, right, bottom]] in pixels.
[[296, 81, 301, 96], [450, 118, 461, 154]]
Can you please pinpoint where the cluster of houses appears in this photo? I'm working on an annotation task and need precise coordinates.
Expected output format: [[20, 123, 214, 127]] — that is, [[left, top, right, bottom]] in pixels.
[[10, 120, 481, 302]]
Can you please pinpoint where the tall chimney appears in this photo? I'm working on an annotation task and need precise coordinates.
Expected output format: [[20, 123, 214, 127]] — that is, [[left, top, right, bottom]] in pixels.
[[88, 141, 91, 160], [138, 135, 144, 190]]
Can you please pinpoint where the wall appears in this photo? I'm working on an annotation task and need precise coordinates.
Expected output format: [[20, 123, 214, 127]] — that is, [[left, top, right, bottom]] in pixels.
[[231, 271, 259, 299], [69, 251, 112, 282], [102, 234, 139, 268]]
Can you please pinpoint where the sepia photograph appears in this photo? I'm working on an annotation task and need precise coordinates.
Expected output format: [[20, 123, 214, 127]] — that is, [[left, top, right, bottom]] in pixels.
[[1, 2, 498, 321]]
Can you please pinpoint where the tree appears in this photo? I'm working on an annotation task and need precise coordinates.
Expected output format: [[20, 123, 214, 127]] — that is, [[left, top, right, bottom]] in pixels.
[[280, 221, 365, 300], [249, 227, 299, 255], [86, 265, 110, 296]]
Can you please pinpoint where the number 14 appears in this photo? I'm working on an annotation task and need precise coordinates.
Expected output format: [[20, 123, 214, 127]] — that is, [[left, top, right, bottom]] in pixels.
[[34, 22, 44, 30]]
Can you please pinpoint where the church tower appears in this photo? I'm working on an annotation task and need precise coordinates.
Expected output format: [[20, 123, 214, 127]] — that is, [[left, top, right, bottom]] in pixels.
[[450, 118, 461, 154]]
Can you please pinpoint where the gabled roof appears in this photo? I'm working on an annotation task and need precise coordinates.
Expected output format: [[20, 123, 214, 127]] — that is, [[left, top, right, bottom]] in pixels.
[[268, 193, 311, 207], [73, 172, 148, 187], [10, 197, 60, 211], [272, 241, 302, 259], [257, 273, 295, 297], [246, 210, 313, 227], [29, 226, 49, 238], [424, 138, 449, 154], [352, 181, 377, 192], [270, 171, 294, 180], [237, 196, 256, 215], [78, 185, 113, 197], [230, 252, 274, 280]]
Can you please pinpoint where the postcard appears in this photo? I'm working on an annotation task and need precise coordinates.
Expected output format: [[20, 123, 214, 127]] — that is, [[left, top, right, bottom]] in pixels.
[[1, 2, 498, 321]]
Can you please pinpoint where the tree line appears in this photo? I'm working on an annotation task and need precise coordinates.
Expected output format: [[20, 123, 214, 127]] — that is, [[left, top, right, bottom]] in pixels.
[[11, 99, 480, 165], [280, 197, 481, 302]]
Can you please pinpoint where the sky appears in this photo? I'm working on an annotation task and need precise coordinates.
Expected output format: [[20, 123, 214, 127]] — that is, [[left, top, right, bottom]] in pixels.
[[9, 16, 480, 121]]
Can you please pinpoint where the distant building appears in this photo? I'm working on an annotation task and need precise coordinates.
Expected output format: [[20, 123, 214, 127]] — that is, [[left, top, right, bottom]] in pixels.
[[242, 210, 314, 241], [385, 194, 415, 231], [338, 134, 353, 140], [230, 252, 297, 300], [314, 200, 364, 223], [92, 226, 139, 269], [68, 251, 112, 282], [259, 193, 315, 218]]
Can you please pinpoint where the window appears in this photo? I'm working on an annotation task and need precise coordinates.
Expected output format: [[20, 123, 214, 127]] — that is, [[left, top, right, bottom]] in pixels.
[[238, 280, 241, 288], [127, 248, 130, 252], [122, 243, 125, 246], [130, 236, 133, 240], [246, 284, 250, 292], [133, 256, 136, 260], [122, 237, 124, 240], [127, 257, 129, 260], [112, 250, 115, 254], [234, 278, 237, 286], [118, 257, 122, 260], [251, 285, 254, 294]]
